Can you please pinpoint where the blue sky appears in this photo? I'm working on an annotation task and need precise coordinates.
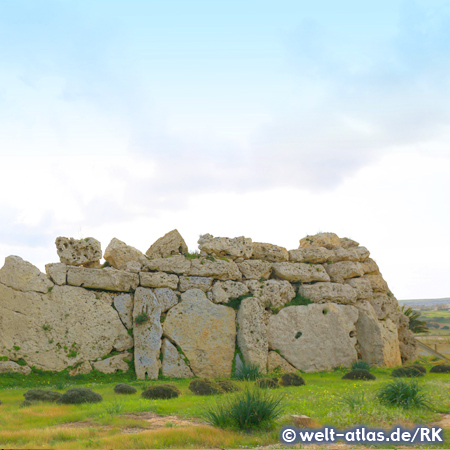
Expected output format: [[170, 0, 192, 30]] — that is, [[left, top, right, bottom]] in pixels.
[[0, 0, 449, 299]]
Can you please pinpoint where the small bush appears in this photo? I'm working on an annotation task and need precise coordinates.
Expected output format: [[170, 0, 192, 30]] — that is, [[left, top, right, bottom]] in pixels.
[[216, 380, 240, 393], [189, 379, 223, 396], [377, 379, 430, 409], [233, 363, 263, 381], [342, 369, 376, 381], [114, 383, 137, 395], [430, 364, 450, 373], [56, 388, 103, 404], [142, 384, 180, 399], [24, 389, 61, 403], [392, 367, 424, 378], [135, 312, 150, 325], [279, 373, 305, 386], [20, 400, 34, 408], [351, 361, 371, 371], [255, 378, 279, 389], [408, 364, 427, 374]]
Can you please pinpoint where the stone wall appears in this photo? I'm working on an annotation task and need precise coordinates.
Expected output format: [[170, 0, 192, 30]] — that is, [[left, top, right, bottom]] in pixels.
[[0, 230, 416, 378]]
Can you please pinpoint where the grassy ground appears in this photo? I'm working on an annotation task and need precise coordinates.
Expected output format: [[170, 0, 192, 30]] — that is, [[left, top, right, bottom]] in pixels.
[[1, 363, 450, 449], [416, 311, 450, 336]]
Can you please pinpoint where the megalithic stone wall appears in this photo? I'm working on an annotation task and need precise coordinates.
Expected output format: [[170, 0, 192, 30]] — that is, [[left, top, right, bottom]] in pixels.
[[0, 229, 417, 378]]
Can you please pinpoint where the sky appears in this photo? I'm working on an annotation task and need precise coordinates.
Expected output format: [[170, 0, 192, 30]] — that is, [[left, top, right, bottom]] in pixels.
[[0, 0, 449, 300]]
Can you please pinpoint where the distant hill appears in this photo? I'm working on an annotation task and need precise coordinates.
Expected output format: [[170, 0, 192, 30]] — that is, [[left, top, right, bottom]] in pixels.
[[398, 298, 450, 306]]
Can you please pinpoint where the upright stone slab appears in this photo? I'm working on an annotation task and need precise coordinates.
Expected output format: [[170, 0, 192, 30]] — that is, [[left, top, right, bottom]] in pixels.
[[133, 287, 162, 379], [267, 351, 297, 373], [161, 338, 194, 378], [114, 293, 134, 329]]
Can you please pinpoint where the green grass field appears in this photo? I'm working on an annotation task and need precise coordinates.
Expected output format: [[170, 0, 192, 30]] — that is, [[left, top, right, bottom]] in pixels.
[[416, 311, 450, 336], [1, 362, 450, 449]]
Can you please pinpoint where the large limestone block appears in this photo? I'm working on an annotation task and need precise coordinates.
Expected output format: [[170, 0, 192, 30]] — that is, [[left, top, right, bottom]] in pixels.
[[189, 259, 242, 281], [0, 256, 53, 294], [0, 361, 32, 375], [69, 361, 92, 376], [140, 272, 179, 289], [339, 237, 360, 249], [154, 288, 178, 312], [161, 338, 194, 378], [104, 238, 148, 271], [272, 262, 330, 283], [163, 289, 236, 378], [324, 261, 364, 283], [369, 293, 399, 320], [212, 281, 249, 304], [92, 352, 132, 374], [146, 229, 188, 259], [245, 279, 295, 309], [0, 284, 132, 371], [67, 266, 139, 291], [45, 263, 67, 285], [114, 293, 134, 329], [198, 234, 253, 260], [144, 255, 191, 274], [55, 237, 102, 266], [267, 351, 297, 374], [345, 277, 373, 300], [252, 242, 289, 262], [299, 232, 340, 250], [268, 303, 358, 372], [133, 288, 162, 379], [361, 258, 380, 275], [289, 248, 334, 264], [236, 297, 268, 372], [179, 276, 213, 292], [329, 248, 360, 263], [298, 282, 357, 305], [237, 260, 272, 280], [364, 274, 389, 293], [354, 247, 370, 261]]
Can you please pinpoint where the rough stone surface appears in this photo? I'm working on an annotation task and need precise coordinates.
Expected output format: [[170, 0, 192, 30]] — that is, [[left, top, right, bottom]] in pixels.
[[0, 256, 53, 294], [114, 294, 134, 329], [67, 267, 139, 292], [55, 237, 102, 266], [144, 255, 191, 274], [92, 352, 132, 374], [298, 282, 357, 305], [291, 415, 313, 428], [104, 238, 148, 271], [179, 276, 213, 292], [398, 322, 418, 363], [133, 288, 162, 379], [236, 297, 268, 372], [267, 351, 297, 373], [299, 233, 340, 250], [268, 303, 358, 372], [272, 262, 330, 283], [237, 260, 272, 280], [154, 288, 178, 312], [189, 259, 242, 281], [245, 279, 295, 309], [364, 274, 389, 293], [161, 338, 194, 378], [146, 229, 188, 259], [369, 293, 399, 321], [361, 258, 380, 275], [69, 361, 92, 376], [252, 242, 289, 262], [45, 263, 67, 285], [289, 248, 334, 264], [0, 284, 132, 371], [339, 237, 360, 249], [345, 277, 373, 300], [212, 281, 249, 304], [324, 261, 364, 283], [140, 272, 178, 289], [329, 248, 361, 263], [355, 247, 370, 261], [163, 289, 236, 378], [0, 361, 31, 375], [198, 234, 253, 260]]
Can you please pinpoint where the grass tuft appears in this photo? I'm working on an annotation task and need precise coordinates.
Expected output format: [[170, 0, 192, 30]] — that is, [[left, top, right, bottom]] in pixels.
[[377, 379, 430, 409], [233, 363, 263, 381]]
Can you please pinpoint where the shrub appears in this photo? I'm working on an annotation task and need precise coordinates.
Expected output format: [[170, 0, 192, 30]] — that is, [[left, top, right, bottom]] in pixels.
[[279, 372, 305, 386], [24, 389, 61, 403], [216, 380, 241, 393], [56, 388, 103, 404], [408, 364, 427, 374], [342, 369, 376, 381], [233, 363, 263, 381], [189, 379, 223, 396], [20, 400, 34, 407], [392, 367, 424, 378], [141, 384, 180, 399], [377, 379, 430, 409], [135, 312, 150, 325], [351, 361, 371, 371], [255, 378, 279, 389], [430, 364, 450, 373], [203, 386, 286, 430], [114, 383, 137, 395]]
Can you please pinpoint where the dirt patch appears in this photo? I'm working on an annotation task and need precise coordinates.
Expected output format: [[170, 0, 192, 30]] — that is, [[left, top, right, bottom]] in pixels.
[[430, 413, 450, 428]]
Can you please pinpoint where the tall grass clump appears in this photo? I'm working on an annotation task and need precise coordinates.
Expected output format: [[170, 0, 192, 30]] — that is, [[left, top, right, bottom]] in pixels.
[[233, 363, 263, 381], [203, 387, 286, 431], [351, 361, 371, 371], [377, 379, 430, 409]]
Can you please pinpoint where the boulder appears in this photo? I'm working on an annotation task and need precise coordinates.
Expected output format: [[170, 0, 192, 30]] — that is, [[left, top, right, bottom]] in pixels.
[[45, 263, 67, 285], [289, 248, 334, 264], [236, 297, 268, 372], [144, 255, 191, 274], [245, 279, 295, 309], [354, 247, 370, 261], [364, 274, 389, 293], [212, 281, 249, 304], [163, 289, 236, 378], [268, 303, 358, 372], [0, 361, 31, 375], [237, 260, 272, 280], [267, 351, 297, 373], [298, 282, 357, 305], [146, 229, 188, 259], [92, 352, 132, 374], [139, 272, 179, 289], [67, 267, 139, 292], [198, 234, 252, 260], [104, 238, 148, 271], [161, 338, 194, 378], [339, 237, 359, 249], [55, 237, 102, 266], [179, 276, 213, 292], [69, 361, 92, 376], [361, 258, 380, 275], [189, 259, 242, 281], [114, 293, 134, 329], [272, 262, 330, 283], [252, 242, 289, 262], [0, 256, 53, 294], [345, 277, 373, 300], [299, 233, 340, 250], [133, 288, 162, 379], [324, 261, 364, 283], [154, 288, 178, 312]]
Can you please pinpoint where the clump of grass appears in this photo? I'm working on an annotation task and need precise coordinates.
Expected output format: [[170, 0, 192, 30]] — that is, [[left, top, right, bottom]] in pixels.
[[104, 399, 125, 415], [285, 293, 311, 307], [337, 391, 367, 411], [216, 380, 241, 393], [135, 312, 150, 325], [233, 363, 263, 381], [392, 367, 424, 378], [255, 378, 279, 389], [351, 360, 371, 371], [203, 386, 286, 431], [184, 251, 200, 260], [377, 379, 430, 409]]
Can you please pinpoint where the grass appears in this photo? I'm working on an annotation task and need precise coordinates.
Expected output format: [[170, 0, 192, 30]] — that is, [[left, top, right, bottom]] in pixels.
[[377, 379, 430, 409], [233, 363, 263, 381]]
